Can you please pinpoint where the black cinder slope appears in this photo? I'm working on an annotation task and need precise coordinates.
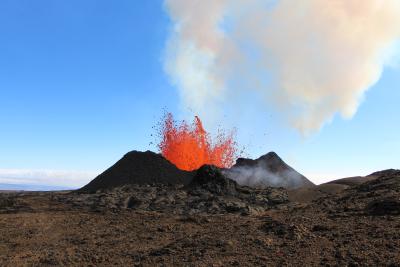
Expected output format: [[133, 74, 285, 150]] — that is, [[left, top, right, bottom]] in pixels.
[[79, 151, 193, 193]]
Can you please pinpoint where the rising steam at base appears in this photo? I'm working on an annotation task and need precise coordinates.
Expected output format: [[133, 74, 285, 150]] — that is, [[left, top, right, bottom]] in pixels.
[[164, 0, 400, 133]]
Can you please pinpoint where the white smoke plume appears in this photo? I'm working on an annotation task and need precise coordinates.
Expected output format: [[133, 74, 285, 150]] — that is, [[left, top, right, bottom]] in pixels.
[[224, 166, 304, 188], [164, 0, 400, 133], [224, 165, 305, 189]]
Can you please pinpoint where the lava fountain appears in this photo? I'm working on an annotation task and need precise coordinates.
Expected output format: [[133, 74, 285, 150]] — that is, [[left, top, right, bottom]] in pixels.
[[157, 113, 239, 171]]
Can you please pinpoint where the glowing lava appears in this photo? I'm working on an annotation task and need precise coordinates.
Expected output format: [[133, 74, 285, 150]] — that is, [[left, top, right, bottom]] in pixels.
[[157, 113, 239, 171]]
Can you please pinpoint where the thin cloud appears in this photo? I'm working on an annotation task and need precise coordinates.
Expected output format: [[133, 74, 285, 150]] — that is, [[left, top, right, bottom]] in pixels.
[[0, 169, 98, 188]]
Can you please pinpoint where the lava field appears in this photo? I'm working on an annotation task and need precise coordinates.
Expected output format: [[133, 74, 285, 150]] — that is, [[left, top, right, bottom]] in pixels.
[[0, 151, 399, 266]]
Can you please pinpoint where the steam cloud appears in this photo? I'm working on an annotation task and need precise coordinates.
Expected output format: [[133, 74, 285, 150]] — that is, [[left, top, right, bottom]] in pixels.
[[224, 164, 304, 189], [164, 0, 400, 133]]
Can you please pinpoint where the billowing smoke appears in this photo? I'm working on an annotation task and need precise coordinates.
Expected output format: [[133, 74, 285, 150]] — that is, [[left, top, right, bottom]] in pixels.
[[223, 164, 305, 189], [164, 0, 400, 133]]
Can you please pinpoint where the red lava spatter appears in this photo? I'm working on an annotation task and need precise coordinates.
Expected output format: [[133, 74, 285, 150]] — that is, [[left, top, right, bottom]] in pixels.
[[158, 113, 239, 171]]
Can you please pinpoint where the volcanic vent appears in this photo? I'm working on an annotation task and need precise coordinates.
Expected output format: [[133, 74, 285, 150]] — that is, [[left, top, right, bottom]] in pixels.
[[157, 113, 239, 171], [80, 150, 313, 193], [81, 114, 313, 192]]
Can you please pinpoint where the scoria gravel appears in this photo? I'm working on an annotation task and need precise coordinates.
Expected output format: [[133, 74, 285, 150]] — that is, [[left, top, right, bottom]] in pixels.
[[0, 169, 399, 266]]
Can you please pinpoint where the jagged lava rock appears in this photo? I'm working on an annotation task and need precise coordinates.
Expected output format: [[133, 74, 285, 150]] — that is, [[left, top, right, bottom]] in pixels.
[[79, 151, 194, 193], [63, 164, 289, 215], [188, 165, 238, 196], [313, 169, 400, 216]]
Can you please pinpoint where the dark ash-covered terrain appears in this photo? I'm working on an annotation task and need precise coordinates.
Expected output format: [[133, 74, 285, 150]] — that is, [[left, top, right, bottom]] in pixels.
[[0, 151, 399, 266]]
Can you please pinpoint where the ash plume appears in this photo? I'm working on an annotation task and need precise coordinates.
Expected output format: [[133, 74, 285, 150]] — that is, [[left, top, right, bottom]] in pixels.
[[164, 0, 400, 133]]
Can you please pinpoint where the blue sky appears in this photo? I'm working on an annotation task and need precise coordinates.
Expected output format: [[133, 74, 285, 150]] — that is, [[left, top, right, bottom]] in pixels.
[[0, 0, 399, 188]]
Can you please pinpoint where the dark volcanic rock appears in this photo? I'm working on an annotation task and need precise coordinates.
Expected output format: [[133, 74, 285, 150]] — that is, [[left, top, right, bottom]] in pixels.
[[225, 152, 314, 189], [56, 164, 289, 215], [0, 197, 14, 208], [188, 165, 238, 196], [2, 169, 400, 266], [314, 169, 400, 216], [234, 152, 287, 171], [291, 169, 400, 204], [79, 151, 194, 193], [357, 169, 400, 193], [56, 182, 289, 215], [366, 197, 400, 216]]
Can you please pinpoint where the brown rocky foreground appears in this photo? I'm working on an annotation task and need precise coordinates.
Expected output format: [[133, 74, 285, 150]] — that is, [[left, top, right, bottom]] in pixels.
[[1, 168, 400, 266]]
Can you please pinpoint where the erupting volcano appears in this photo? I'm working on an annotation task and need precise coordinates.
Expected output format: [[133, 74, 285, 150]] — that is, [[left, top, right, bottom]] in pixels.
[[157, 113, 239, 171]]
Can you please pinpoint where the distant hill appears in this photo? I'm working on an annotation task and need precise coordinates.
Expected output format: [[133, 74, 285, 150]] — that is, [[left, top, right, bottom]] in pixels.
[[325, 169, 400, 187], [288, 169, 400, 203]]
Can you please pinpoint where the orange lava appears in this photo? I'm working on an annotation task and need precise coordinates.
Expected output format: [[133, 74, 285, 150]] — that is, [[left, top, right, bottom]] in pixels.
[[158, 113, 238, 171]]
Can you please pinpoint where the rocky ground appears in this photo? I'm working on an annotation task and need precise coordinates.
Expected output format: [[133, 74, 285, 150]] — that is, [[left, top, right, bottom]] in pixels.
[[0, 168, 400, 266]]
